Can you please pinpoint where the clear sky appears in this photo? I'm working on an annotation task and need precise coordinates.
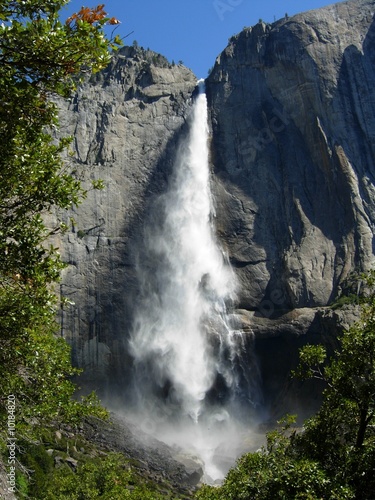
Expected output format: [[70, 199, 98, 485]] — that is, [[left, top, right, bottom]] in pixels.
[[64, 0, 344, 78]]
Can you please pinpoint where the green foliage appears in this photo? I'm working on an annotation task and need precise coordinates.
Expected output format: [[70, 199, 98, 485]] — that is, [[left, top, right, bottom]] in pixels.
[[18, 441, 55, 496], [7, 431, 171, 499], [77, 229, 87, 239], [331, 293, 359, 309], [196, 417, 353, 499], [292, 344, 327, 380], [16, 471, 29, 498], [294, 279, 375, 497], [197, 272, 375, 499], [38, 452, 167, 499], [0, 0, 118, 452], [91, 178, 105, 190], [331, 271, 362, 309]]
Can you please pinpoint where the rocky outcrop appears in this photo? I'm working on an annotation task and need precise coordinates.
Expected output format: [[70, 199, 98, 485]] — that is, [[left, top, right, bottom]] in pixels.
[[207, 0, 375, 311], [0, 460, 17, 499], [79, 414, 203, 492], [245, 304, 360, 417], [49, 46, 197, 383]]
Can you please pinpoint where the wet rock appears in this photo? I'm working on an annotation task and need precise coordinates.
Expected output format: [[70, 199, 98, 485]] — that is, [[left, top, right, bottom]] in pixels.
[[173, 454, 204, 486]]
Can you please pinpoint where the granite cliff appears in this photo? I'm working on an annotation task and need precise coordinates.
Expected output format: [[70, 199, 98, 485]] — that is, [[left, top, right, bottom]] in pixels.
[[207, 0, 375, 313], [52, 0, 375, 412], [51, 47, 197, 384], [206, 0, 375, 411]]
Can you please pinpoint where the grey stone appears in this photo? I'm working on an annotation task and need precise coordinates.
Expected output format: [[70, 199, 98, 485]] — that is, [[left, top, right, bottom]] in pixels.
[[207, 0, 375, 310], [65, 457, 78, 470], [48, 46, 197, 386], [50, 0, 375, 411], [172, 454, 204, 486]]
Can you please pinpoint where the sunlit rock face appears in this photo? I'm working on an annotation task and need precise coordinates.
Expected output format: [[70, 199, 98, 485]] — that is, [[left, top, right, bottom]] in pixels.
[[207, 0, 375, 312]]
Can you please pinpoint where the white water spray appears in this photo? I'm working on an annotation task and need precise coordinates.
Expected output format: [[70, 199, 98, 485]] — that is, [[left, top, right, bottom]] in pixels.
[[128, 80, 261, 480]]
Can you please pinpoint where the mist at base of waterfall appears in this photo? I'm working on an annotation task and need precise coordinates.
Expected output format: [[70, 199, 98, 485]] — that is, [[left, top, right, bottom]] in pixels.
[[114, 401, 266, 483]]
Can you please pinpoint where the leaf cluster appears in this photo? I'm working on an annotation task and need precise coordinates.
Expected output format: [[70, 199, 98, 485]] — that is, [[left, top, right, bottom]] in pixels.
[[0, 0, 120, 461], [196, 416, 352, 500], [197, 272, 375, 499]]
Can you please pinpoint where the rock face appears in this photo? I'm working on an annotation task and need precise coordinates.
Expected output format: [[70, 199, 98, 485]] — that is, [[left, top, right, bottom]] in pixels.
[[50, 46, 197, 383], [52, 0, 375, 409], [207, 0, 375, 312], [0, 459, 17, 500]]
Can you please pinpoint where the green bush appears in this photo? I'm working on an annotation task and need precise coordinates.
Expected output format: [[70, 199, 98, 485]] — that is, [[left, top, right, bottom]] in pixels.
[[18, 442, 54, 497], [35, 453, 166, 500], [195, 418, 353, 500]]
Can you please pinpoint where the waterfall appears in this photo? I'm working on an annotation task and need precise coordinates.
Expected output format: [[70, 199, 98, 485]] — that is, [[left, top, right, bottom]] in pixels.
[[128, 80, 261, 480]]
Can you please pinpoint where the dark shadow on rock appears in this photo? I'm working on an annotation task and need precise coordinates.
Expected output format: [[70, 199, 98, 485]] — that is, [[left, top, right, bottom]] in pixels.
[[102, 103, 195, 399], [253, 306, 358, 422]]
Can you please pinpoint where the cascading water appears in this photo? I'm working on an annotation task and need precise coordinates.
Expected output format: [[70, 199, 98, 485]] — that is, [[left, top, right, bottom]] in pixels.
[[128, 80, 262, 481]]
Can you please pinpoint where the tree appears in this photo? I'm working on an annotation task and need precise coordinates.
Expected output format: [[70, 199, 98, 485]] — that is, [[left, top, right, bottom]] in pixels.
[[293, 273, 375, 498], [0, 0, 121, 439], [196, 271, 375, 499], [196, 416, 353, 500]]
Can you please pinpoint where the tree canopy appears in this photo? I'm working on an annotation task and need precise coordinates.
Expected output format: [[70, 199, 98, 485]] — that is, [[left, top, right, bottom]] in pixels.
[[0, 0, 121, 441], [196, 272, 375, 499]]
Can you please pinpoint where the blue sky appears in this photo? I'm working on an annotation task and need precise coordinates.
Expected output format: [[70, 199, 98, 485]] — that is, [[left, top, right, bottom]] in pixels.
[[64, 0, 343, 78]]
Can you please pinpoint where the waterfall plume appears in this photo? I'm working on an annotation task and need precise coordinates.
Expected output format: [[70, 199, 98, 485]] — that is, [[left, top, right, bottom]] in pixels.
[[127, 79, 262, 480]]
